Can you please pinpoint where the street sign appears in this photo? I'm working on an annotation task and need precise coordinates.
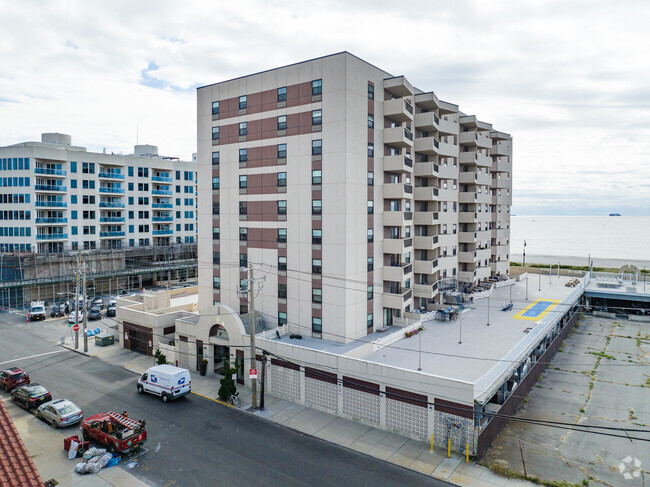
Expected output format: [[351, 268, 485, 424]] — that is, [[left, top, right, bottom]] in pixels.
[[249, 369, 258, 379], [72, 324, 79, 332]]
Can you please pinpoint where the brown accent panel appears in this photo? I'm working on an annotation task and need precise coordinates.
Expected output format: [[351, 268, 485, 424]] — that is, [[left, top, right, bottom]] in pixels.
[[311, 248, 322, 259], [305, 368, 337, 384], [271, 357, 300, 371], [367, 243, 373, 255], [245, 144, 285, 169], [216, 110, 317, 145], [163, 326, 175, 335], [278, 301, 287, 313], [368, 98, 374, 112], [311, 159, 322, 171], [247, 200, 281, 222], [367, 299, 373, 313], [312, 306, 322, 318], [435, 398, 473, 419], [248, 227, 278, 249], [246, 173, 281, 195], [386, 387, 428, 408], [342, 376, 379, 396], [367, 187, 374, 199], [311, 218, 322, 230], [311, 189, 322, 199]]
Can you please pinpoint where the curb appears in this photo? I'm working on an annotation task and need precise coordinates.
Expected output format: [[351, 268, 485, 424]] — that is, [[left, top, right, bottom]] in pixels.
[[190, 391, 232, 408]]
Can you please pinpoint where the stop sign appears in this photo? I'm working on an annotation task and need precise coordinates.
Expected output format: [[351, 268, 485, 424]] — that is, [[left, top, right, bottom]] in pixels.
[[72, 324, 79, 332]]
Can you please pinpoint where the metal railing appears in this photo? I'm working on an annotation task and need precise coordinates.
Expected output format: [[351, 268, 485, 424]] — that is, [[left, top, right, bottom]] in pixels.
[[35, 201, 66, 207], [98, 172, 125, 180], [36, 233, 67, 240], [35, 167, 66, 176], [35, 217, 67, 224], [35, 184, 66, 192]]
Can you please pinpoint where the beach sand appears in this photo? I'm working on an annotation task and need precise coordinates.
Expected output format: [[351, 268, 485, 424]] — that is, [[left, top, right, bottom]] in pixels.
[[510, 253, 650, 270]]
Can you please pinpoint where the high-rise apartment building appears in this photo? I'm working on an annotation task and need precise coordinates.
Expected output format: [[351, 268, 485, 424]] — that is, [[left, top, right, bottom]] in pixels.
[[0, 133, 197, 253], [197, 52, 512, 343]]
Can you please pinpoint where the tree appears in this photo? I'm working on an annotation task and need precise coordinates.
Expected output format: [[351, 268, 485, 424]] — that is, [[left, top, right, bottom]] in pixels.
[[154, 348, 167, 365], [218, 357, 238, 401]]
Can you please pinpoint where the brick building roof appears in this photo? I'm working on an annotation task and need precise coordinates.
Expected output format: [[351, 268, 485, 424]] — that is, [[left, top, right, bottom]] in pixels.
[[0, 398, 43, 486]]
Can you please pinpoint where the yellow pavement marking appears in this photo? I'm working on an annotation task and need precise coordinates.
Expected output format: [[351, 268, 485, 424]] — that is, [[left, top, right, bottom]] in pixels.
[[513, 298, 560, 321], [191, 391, 232, 407]]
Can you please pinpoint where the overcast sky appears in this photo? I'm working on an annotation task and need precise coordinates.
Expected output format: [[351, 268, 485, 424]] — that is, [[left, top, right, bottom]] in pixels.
[[1, 0, 648, 215]]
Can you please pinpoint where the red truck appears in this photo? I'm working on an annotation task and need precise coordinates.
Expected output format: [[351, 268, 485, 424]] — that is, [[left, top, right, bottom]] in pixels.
[[81, 411, 146, 454]]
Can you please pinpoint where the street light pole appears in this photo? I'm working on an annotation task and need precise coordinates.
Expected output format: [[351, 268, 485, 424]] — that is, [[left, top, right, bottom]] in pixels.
[[458, 308, 463, 344], [74, 251, 80, 349], [82, 260, 88, 353], [487, 291, 490, 326], [418, 330, 422, 370], [248, 262, 257, 410]]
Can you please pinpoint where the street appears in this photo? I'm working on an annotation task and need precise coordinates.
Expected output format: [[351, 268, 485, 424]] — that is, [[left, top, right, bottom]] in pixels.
[[0, 310, 452, 487]]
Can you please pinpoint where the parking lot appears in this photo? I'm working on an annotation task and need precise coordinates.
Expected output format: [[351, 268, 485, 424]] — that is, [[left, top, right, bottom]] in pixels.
[[484, 315, 650, 485]]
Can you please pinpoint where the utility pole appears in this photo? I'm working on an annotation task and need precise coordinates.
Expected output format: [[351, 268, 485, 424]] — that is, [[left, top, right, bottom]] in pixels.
[[82, 260, 88, 353], [260, 351, 268, 411], [522, 240, 526, 268], [487, 289, 491, 326], [417, 329, 422, 371], [249, 261, 257, 409], [74, 251, 80, 349], [458, 308, 463, 344]]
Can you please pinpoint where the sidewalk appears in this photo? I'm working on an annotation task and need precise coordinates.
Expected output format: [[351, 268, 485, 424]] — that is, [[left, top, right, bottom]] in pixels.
[[65, 339, 535, 487]]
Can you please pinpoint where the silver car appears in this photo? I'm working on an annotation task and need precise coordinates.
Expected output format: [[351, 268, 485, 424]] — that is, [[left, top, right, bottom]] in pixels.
[[37, 399, 84, 428]]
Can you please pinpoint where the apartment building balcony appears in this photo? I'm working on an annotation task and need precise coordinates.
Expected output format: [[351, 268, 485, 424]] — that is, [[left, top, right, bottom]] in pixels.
[[382, 286, 413, 310], [152, 203, 173, 209], [438, 141, 457, 158], [35, 184, 66, 193], [414, 235, 439, 250], [437, 164, 458, 179], [494, 228, 510, 240], [152, 216, 173, 222], [491, 193, 512, 205], [99, 217, 125, 223], [459, 132, 477, 146], [491, 142, 509, 157], [414, 136, 440, 155], [98, 172, 125, 180], [100, 231, 126, 238], [437, 187, 456, 201], [490, 260, 509, 275], [383, 182, 413, 199], [383, 237, 413, 254], [414, 161, 439, 178], [152, 189, 173, 196], [458, 269, 476, 283], [458, 250, 476, 263], [492, 176, 511, 190], [383, 263, 412, 282], [414, 112, 439, 132], [458, 172, 476, 185], [438, 118, 457, 136], [35, 217, 67, 225], [459, 152, 477, 164], [99, 202, 125, 208], [459, 231, 478, 244], [384, 155, 413, 173], [384, 98, 414, 122], [383, 211, 412, 227], [384, 76, 414, 97], [493, 158, 510, 173], [476, 228, 491, 241], [152, 176, 173, 183], [414, 259, 438, 275], [414, 211, 438, 225], [414, 282, 438, 299], [153, 229, 173, 236], [477, 153, 492, 167], [459, 192, 476, 204], [34, 167, 66, 177], [459, 211, 477, 224], [477, 133, 492, 149], [35, 200, 66, 208], [476, 192, 491, 204], [414, 186, 439, 201], [383, 126, 413, 147], [99, 186, 125, 194], [36, 233, 67, 241], [476, 247, 491, 261]]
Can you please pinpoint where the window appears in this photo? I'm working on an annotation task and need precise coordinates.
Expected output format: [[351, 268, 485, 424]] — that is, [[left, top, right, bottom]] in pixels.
[[312, 229, 322, 244], [277, 228, 287, 242], [128, 182, 134, 191], [277, 144, 287, 159], [367, 229, 373, 242], [312, 317, 322, 333], [137, 167, 149, 178], [312, 109, 322, 125], [240, 253, 247, 268], [176, 185, 181, 193], [239, 122, 247, 136], [277, 86, 287, 102], [70, 180, 77, 189], [368, 83, 374, 100], [138, 182, 149, 191], [367, 143, 374, 158], [71, 226, 77, 235], [277, 172, 287, 187], [312, 288, 322, 303], [212, 202, 219, 215], [240, 279, 248, 291], [71, 195, 77, 204], [213, 227, 220, 240], [239, 175, 247, 189], [277, 115, 287, 130], [212, 127, 220, 140], [70, 161, 77, 173], [367, 285, 373, 300], [312, 199, 322, 215], [239, 95, 247, 109], [277, 200, 287, 215], [312, 139, 322, 155], [239, 228, 247, 241], [278, 255, 287, 271], [212, 152, 220, 165], [367, 313, 373, 329], [82, 162, 95, 174], [213, 251, 220, 265], [239, 149, 247, 162], [239, 202, 247, 215], [368, 114, 374, 128], [213, 276, 220, 289], [278, 312, 287, 326], [367, 200, 374, 214], [312, 169, 322, 185], [278, 283, 287, 299], [311, 79, 322, 96], [367, 171, 374, 186], [312, 259, 322, 274], [367, 257, 373, 271], [212, 101, 219, 115], [128, 166, 134, 177], [129, 224, 134, 232]]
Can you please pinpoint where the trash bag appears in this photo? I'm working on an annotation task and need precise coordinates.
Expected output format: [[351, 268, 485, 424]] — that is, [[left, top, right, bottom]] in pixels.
[[98, 452, 113, 468], [106, 455, 120, 468], [84, 462, 102, 474], [68, 441, 79, 460], [87, 447, 107, 457], [82, 450, 93, 461], [74, 462, 87, 474]]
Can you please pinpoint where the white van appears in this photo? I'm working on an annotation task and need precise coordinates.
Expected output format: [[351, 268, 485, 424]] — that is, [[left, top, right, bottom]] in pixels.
[[137, 365, 191, 402]]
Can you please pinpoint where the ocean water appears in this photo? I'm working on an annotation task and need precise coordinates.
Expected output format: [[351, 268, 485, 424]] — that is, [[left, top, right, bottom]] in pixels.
[[510, 216, 650, 267]]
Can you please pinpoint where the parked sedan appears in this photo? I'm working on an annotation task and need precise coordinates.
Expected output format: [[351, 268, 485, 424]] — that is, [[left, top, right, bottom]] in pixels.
[[68, 311, 84, 324], [0, 367, 30, 392], [37, 399, 84, 428], [11, 384, 52, 409], [87, 308, 102, 320], [50, 304, 65, 318], [106, 305, 116, 317]]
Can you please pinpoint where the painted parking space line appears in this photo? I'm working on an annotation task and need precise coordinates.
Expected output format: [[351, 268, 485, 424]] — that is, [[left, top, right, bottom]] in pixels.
[[513, 298, 560, 321], [0, 349, 68, 366]]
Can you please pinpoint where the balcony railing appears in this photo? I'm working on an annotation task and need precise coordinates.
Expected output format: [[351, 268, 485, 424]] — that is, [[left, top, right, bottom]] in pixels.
[[35, 184, 66, 192], [99, 202, 125, 208], [152, 203, 173, 209], [404, 157, 413, 167], [99, 217, 125, 223], [404, 101, 413, 114], [153, 229, 173, 235], [152, 216, 173, 222], [152, 176, 173, 183], [35, 217, 67, 224], [99, 187, 125, 194], [100, 231, 125, 238], [152, 189, 173, 196], [36, 233, 67, 240], [35, 201, 66, 207], [404, 128, 413, 141], [98, 172, 125, 180], [35, 167, 66, 176]]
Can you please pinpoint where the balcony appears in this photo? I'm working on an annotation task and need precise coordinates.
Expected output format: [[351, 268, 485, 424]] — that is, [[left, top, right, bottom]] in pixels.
[[35, 184, 66, 193], [383, 237, 413, 254], [476, 192, 491, 204], [459, 211, 477, 224], [414, 136, 440, 155], [35, 201, 66, 208], [437, 164, 458, 179], [99, 187, 125, 194], [99, 202, 125, 208], [459, 131, 477, 146], [414, 112, 439, 132], [98, 172, 125, 180], [459, 232, 478, 244], [460, 152, 477, 164], [438, 118, 457, 136], [152, 176, 173, 183], [493, 158, 510, 173], [383, 211, 410, 227], [99, 217, 125, 223], [458, 251, 476, 263], [413, 161, 439, 178], [384, 155, 413, 173], [414, 211, 439, 226], [459, 192, 476, 204], [34, 167, 66, 177], [413, 235, 439, 250], [100, 231, 125, 238], [383, 263, 412, 282], [458, 270, 476, 283], [477, 133, 492, 149], [383, 76, 414, 97], [35, 217, 67, 225], [152, 189, 173, 196], [414, 282, 439, 299], [384, 126, 413, 148], [152, 216, 173, 222], [36, 233, 67, 240], [492, 176, 510, 190], [492, 142, 509, 157], [414, 259, 438, 274], [383, 183, 412, 200], [153, 229, 173, 236], [438, 141, 457, 158], [477, 153, 492, 167], [382, 286, 413, 309], [414, 186, 438, 201], [384, 98, 413, 122], [437, 187, 456, 201], [152, 203, 173, 209]]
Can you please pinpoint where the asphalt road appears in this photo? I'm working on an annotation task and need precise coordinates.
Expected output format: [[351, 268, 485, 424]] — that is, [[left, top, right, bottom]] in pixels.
[[0, 311, 451, 487]]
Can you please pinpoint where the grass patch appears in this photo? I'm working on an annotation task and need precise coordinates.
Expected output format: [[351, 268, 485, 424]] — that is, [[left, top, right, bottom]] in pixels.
[[488, 462, 587, 487], [587, 351, 616, 360]]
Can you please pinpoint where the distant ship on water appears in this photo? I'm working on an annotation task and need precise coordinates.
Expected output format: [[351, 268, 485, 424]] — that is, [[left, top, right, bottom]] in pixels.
[[609, 213, 621, 216]]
